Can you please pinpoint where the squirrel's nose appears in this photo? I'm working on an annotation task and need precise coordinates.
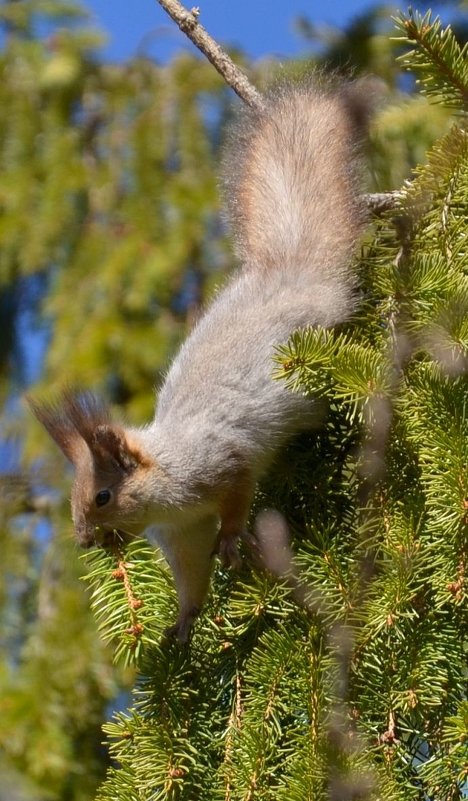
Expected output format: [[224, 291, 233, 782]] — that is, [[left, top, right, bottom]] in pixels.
[[73, 516, 98, 549], [79, 538, 96, 550]]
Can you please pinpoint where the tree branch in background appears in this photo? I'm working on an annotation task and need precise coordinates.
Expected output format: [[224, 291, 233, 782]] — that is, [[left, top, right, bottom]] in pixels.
[[154, 0, 400, 214], [364, 190, 402, 214], [154, 0, 264, 109], [0, 474, 52, 515]]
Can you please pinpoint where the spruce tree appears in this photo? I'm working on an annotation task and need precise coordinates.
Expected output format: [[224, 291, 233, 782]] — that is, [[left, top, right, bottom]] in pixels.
[[78, 10, 468, 801], [0, 3, 466, 799]]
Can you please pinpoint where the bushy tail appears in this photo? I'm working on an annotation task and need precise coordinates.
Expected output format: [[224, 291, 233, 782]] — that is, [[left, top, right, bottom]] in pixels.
[[222, 78, 377, 278]]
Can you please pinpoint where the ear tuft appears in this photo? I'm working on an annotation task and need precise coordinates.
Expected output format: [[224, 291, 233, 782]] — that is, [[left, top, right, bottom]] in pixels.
[[27, 394, 84, 464], [28, 389, 113, 465], [28, 389, 150, 473], [62, 390, 111, 444]]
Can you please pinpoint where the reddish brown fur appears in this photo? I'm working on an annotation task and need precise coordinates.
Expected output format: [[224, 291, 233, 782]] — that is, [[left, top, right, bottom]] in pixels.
[[28, 390, 163, 547]]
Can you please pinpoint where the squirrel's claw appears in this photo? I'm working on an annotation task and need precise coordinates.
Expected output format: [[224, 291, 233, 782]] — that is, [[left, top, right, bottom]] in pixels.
[[164, 604, 200, 644], [216, 529, 243, 569]]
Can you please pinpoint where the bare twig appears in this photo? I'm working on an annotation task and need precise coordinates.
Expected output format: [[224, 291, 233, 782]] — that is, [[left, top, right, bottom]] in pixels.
[[154, 0, 264, 109], [364, 191, 402, 215], [111, 550, 145, 645]]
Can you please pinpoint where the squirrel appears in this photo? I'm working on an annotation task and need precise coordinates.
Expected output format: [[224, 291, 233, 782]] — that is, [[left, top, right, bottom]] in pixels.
[[29, 78, 374, 642]]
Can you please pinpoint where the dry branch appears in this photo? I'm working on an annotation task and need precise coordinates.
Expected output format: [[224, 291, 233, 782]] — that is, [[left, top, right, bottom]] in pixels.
[[364, 191, 402, 214], [154, 0, 264, 109]]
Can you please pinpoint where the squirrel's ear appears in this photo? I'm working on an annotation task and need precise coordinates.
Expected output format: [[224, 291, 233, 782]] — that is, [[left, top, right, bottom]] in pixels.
[[27, 396, 86, 464], [28, 391, 151, 472], [92, 425, 148, 472]]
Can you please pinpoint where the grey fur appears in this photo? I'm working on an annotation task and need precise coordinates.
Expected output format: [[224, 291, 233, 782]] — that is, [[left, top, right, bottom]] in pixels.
[[145, 80, 370, 496], [31, 79, 374, 640]]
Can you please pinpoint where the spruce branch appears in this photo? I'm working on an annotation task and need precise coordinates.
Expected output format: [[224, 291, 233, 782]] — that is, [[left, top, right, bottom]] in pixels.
[[395, 10, 468, 109], [401, 124, 468, 218], [223, 664, 242, 800], [111, 550, 145, 645], [84, 538, 173, 664]]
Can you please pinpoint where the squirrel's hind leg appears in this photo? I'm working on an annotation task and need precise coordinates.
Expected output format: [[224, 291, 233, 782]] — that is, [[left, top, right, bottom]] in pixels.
[[216, 471, 255, 569]]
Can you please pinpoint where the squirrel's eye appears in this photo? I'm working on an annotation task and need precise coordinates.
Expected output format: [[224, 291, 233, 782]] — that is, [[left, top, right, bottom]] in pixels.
[[95, 489, 111, 508]]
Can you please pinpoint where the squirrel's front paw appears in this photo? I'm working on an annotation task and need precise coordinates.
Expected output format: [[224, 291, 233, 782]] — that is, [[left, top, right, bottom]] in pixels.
[[216, 530, 244, 570]]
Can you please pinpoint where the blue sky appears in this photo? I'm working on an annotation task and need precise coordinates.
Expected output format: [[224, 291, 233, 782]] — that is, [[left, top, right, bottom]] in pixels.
[[84, 0, 378, 62]]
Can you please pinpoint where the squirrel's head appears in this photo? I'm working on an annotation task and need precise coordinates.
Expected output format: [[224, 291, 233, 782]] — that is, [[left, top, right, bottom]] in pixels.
[[29, 391, 160, 548]]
